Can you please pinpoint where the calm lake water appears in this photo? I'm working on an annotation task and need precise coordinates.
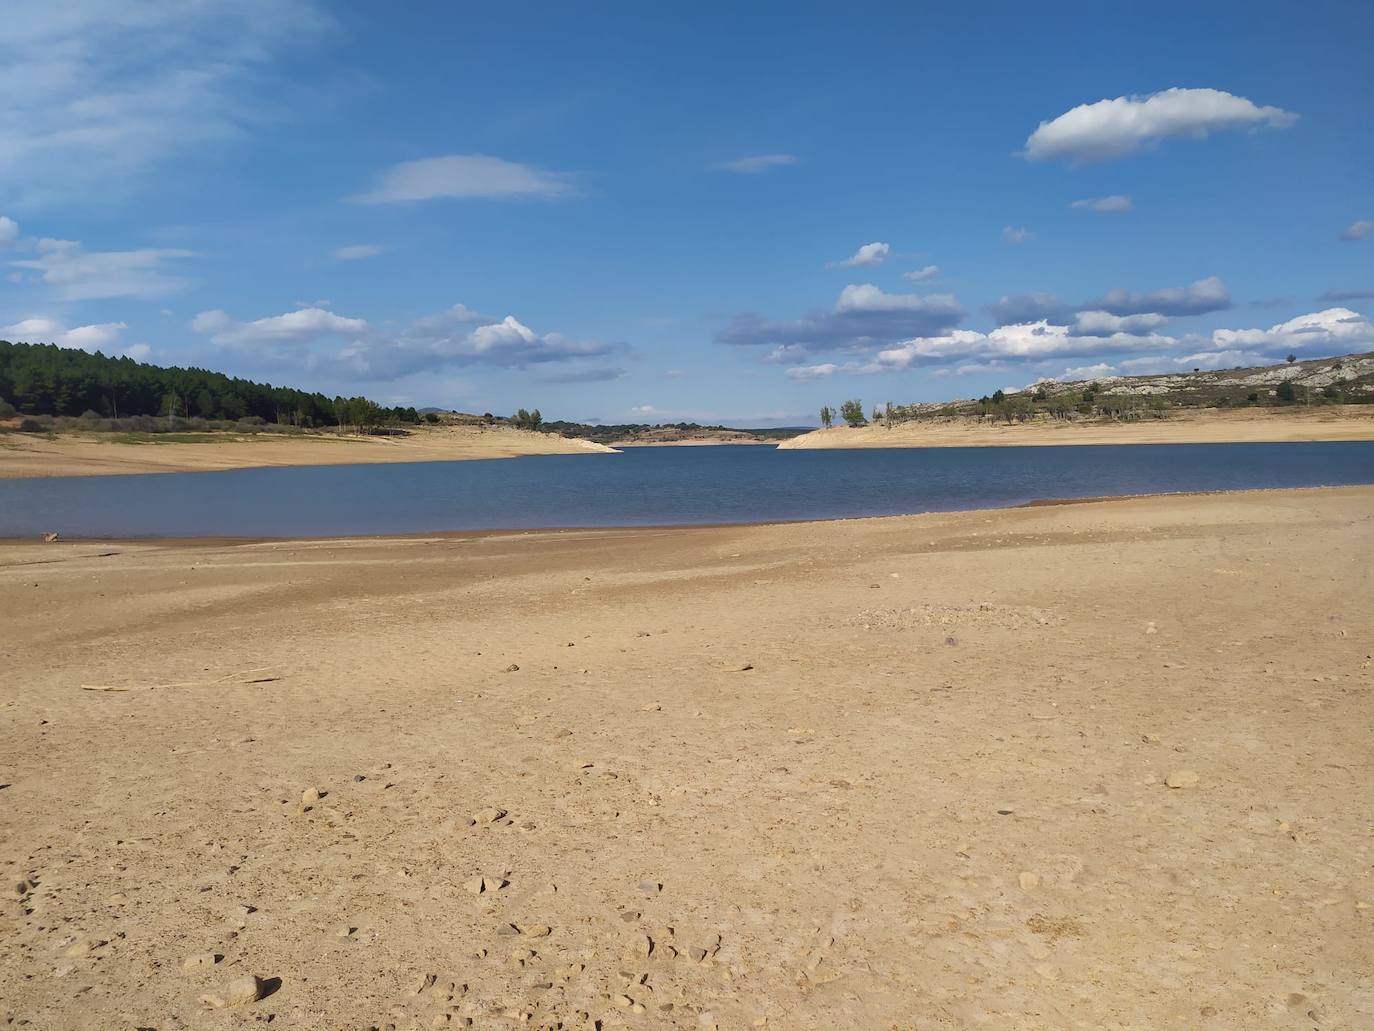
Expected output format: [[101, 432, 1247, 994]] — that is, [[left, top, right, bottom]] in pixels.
[[2, 441, 1373, 539]]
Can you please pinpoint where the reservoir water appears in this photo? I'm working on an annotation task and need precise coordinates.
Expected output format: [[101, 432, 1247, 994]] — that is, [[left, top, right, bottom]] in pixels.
[[1, 441, 1372, 538]]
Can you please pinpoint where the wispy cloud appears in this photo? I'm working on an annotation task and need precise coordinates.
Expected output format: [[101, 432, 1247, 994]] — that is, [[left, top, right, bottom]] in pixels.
[[1340, 219, 1374, 241], [904, 264, 940, 283], [10, 238, 196, 300], [1023, 87, 1297, 163], [2, 315, 127, 352], [1002, 225, 1032, 244], [719, 284, 965, 354], [1320, 287, 1374, 302], [352, 155, 575, 203], [1069, 194, 1132, 213], [827, 242, 889, 268], [331, 243, 383, 261], [0, 1, 332, 208], [716, 154, 798, 175], [1085, 275, 1231, 317]]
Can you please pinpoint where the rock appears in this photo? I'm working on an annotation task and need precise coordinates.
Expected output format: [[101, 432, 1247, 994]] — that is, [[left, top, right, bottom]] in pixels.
[[1165, 770, 1199, 789], [42, 531, 60, 543], [1018, 871, 1040, 891], [632, 1003, 647, 1014], [335, 925, 356, 939], [182, 951, 219, 970], [638, 880, 662, 894], [474, 806, 507, 824], [504, 664, 520, 673], [202, 974, 264, 1008], [614, 995, 634, 1008], [688, 946, 708, 962], [482, 876, 508, 893], [619, 910, 640, 922], [463, 876, 485, 895], [640, 703, 661, 712], [521, 924, 552, 938], [412, 973, 437, 994], [1145, 622, 1158, 635], [496, 923, 520, 936], [301, 786, 322, 805]]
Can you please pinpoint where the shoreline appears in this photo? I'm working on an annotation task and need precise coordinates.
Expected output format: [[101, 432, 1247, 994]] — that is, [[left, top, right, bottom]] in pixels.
[[2, 482, 1363, 546], [0, 425, 617, 480]]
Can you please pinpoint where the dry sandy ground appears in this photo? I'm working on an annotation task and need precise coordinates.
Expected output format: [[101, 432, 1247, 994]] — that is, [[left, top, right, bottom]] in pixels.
[[2, 488, 1372, 1029], [0, 425, 616, 479], [780, 406, 1374, 450]]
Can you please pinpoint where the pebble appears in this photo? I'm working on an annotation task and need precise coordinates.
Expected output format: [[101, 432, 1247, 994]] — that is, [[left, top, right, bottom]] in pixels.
[[638, 880, 662, 894], [1165, 770, 1200, 789], [302, 786, 322, 804], [614, 995, 634, 1008], [521, 924, 552, 938], [474, 807, 507, 824], [504, 664, 520, 673], [182, 951, 218, 970], [201, 974, 264, 1008], [1018, 871, 1040, 891], [412, 973, 436, 994]]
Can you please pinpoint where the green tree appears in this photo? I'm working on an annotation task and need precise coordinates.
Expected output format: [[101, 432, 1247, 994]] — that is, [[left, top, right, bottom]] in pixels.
[[819, 405, 833, 429], [839, 399, 866, 427], [1276, 381, 1296, 403]]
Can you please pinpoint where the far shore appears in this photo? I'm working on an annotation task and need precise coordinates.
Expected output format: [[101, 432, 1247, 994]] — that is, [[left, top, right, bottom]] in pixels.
[[0, 424, 617, 479], [780, 404, 1374, 450]]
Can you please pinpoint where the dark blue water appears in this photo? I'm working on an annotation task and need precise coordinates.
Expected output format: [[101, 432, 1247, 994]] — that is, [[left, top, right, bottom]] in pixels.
[[1, 442, 1372, 538]]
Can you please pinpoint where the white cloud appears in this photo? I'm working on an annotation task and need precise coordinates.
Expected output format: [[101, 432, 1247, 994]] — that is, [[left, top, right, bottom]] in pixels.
[[1072, 310, 1170, 336], [784, 363, 838, 381], [828, 242, 889, 268], [904, 264, 940, 283], [0, 1, 331, 208], [630, 404, 660, 416], [0, 216, 17, 246], [1059, 362, 1119, 380], [1069, 194, 1132, 213], [352, 155, 574, 203], [331, 243, 383, 261], [719, 285, 965, 353], [123, 342, 152, 361], [1340, 219, 1374, 241], [1211, 307, 1374, 356], [192, 306, 369, 345], [716, 154, 798, 174], [2, 315, 126, 351], [1002, 225, 1032, 244], [1024, 87, 1297, 163], [9, 238, 196, 300]]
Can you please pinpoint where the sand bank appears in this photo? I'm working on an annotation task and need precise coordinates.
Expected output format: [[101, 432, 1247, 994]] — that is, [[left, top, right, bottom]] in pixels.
[[2, 486, 1371, 1027], [780, 405, 1374, 450], [0, 424, 616, 479]]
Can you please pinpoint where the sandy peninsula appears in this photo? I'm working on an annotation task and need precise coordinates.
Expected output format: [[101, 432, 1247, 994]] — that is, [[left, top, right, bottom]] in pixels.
[[781, 405, 1374, 450], [0, 424, 616, 479], [2, 486, 1371, 1028]]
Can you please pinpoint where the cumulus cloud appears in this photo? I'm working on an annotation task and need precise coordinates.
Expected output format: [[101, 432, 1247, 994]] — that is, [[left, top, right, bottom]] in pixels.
[[0, 216, 17, 246], [331, 243, 383, 261], [9, 238, 196, 300], [1085, 275, 1231, 317], [718, 284, 965, 354], [0, 1, 331, 208], [1023, 87, 1297, 163], [783, 320, 1178, 379], [1059, 362, 1119, 380], [1071, 310, 1170, 336], [192, 307, 368, 345], [828, 242, 889, 268], [1211, 307, 1374, 357], [2, 315, 126, 351], [352, 155, 574, 203], [904, 264, 940, 283], [1069, 194, 1132, 213], [630, 404, 660, 416], [716, 154, 798, 174], [1002, 225, 1032, 244], [1340, 219, 1374, 241]]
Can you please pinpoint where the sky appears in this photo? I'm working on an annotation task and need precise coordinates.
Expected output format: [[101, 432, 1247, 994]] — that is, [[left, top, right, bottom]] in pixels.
[[1, 1, 1372, 427]]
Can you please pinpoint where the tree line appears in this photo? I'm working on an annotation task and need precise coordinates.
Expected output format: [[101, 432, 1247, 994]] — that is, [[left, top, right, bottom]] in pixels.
[[0, 340, 419, 428]]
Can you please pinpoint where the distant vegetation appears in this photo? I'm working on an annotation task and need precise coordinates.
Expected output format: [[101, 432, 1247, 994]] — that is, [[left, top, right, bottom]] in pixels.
[[813, 351, 1374, 430], [541, 420, 799, 445], [0, 340, 420, 433]]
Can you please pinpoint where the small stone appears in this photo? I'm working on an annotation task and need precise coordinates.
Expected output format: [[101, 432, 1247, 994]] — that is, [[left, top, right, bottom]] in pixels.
[[63, 939, 94, 958], [1018, 871, 1040, 891], [638, 880, 662, 895], [182, 951, 218, 970], [1165, 770, 1200, 789], [614, 995, 634, 1008], [688, 946, 708, 962], [301, 786, 322, 804], [640, 703, 661, 712], [335, 925, 356, 939], [631, 1003, 646, 1014], [474, 807, 507, 824], [496, 923, 520, 936], [202, 974, 264, 1008], [482, 876, 507, 892], [412, 973, 437, 994], [619, 910, 640, 922], [463, 877, 485, 895], [504, 664, 520, 673], [1145, 622, 1158, 635], [521, 925, 552, 938]]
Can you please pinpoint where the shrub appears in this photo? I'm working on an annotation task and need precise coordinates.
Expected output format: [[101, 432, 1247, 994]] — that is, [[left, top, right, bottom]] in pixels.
[[0, 398, 16, 418], [19, 417, 46, 432]]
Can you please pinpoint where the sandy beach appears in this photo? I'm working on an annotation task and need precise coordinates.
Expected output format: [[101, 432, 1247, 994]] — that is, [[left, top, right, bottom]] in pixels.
[[780, 406, 1374, 450], [2, 486, 1371, 1028], [0, 425, 617, 479]]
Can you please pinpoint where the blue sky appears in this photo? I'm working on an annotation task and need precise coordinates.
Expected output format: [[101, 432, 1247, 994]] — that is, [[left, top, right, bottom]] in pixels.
[[1, 1, 1371, 426]]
